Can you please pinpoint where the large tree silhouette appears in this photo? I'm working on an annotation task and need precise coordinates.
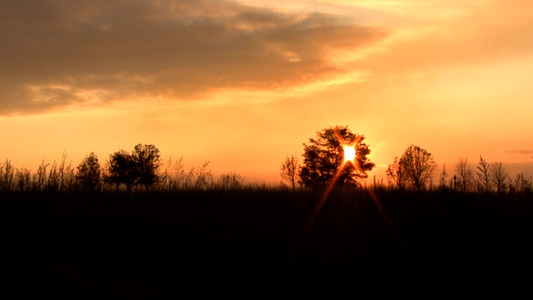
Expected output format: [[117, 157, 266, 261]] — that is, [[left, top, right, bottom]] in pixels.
[[299, 125, 374, 187]]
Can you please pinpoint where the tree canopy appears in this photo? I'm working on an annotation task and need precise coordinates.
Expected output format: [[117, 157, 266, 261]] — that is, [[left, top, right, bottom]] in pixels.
[[132, 144, 162, 188], [299, 125, 375, 187], [387, 145, 436, 190], [105, 144, 161, 190], [76, 152, 101, 191]]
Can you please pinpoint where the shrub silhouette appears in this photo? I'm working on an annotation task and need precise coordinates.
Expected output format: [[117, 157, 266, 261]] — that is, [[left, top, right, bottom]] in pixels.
[[216, 172, 245, 190], [0, 159, 15, 191]]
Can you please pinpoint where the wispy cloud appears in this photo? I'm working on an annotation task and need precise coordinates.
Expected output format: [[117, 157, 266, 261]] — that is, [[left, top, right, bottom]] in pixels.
[[505, 149, 533, 155], [0, 0, 385, 115], [354, 0, 533, 76]]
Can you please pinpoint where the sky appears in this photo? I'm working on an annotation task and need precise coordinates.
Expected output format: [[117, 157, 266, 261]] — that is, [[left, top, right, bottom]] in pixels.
[[1, 0, 533, 183]]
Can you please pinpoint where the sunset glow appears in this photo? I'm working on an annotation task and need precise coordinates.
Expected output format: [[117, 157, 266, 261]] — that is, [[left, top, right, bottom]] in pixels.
[[4, 2, 531, 294], [1, 0, 532, 183]]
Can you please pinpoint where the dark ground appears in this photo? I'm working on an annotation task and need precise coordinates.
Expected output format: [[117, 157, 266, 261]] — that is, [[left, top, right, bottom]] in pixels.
[[2, 189, 532, 298]]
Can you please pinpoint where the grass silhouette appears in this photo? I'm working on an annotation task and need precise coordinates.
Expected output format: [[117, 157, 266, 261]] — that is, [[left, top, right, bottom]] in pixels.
[[2, 187, 532, 298]]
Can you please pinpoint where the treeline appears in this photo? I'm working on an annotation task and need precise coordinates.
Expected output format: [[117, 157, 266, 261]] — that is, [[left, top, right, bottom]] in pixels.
[[279, 125, 532, 193], [385, 147, 532, 193], [438, 157, 532, 193], [280, 153, 533, 194], [0, 144, 245, 193], [2, 141, 531, 194]]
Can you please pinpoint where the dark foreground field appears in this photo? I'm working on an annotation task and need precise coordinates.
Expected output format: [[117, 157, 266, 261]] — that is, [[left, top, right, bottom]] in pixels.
[[2, 189, 532, 298]]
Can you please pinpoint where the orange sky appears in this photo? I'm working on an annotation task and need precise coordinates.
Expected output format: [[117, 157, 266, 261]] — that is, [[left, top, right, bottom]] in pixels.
[[1, 0, 532, 184]]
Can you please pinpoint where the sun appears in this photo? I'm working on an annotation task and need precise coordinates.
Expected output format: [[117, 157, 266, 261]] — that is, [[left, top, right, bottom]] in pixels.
[[344, 146, 356, 162]]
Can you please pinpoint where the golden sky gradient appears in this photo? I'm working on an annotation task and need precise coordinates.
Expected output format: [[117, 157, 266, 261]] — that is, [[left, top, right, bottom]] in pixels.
[[1, 0, 532, 183]]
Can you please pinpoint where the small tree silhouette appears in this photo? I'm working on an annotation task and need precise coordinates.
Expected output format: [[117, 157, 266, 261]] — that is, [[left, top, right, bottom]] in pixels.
[[455, 158, 474, 192], [299, 125, 374, 187], [402, 145, 437, 190], [386, 156, 407, 190], [476, 155, 491, 192], [76, 152, 101, 191], [388, 145, 436, 190], [438, 163, 448, 191], [280, 154, 299, 190], [490, 162, 508, 193]]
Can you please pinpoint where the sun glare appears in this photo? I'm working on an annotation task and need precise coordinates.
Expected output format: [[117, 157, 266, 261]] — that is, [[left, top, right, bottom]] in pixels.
[[344, 146, 356, 162]]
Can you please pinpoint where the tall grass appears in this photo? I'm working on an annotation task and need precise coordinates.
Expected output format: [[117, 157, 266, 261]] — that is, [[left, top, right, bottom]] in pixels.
[[1, 154, 76, 193], [1, 155, 254, 193]]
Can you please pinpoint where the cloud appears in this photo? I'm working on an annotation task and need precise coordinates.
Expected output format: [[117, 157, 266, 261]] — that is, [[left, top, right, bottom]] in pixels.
[[0, 0, 385, 115], [505, 149, 533, 155], [355, 0, 533, 76]]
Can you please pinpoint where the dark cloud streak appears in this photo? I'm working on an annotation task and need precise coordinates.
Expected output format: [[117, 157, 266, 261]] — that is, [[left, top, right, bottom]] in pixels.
[[0, 0, 384, 115]]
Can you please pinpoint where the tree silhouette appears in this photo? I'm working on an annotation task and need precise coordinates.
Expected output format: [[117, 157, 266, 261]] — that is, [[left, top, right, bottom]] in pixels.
[[76, 152, 101, 191], [106, 150, 137, 191], [386, 156, 407, 190], [132, 144, 161, 190], [388, 145, 436, 190], [490, 162, 508, 193], [299, 125, 374, 187], [455, 158, 474, 192], [105, 144, 162, 191], [438, 163, 448, 191], [280, 154, 299, 190], [476, 155, 491, 192]]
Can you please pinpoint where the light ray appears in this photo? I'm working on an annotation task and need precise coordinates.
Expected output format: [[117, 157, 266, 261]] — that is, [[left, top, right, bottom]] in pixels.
[[293, 129, 403, 256], [296, 163, 346, 248], [293, 129, 359, 250]]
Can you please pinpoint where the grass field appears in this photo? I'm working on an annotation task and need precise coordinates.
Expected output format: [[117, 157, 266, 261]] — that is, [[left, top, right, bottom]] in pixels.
[[2, 188, 532, 298]]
